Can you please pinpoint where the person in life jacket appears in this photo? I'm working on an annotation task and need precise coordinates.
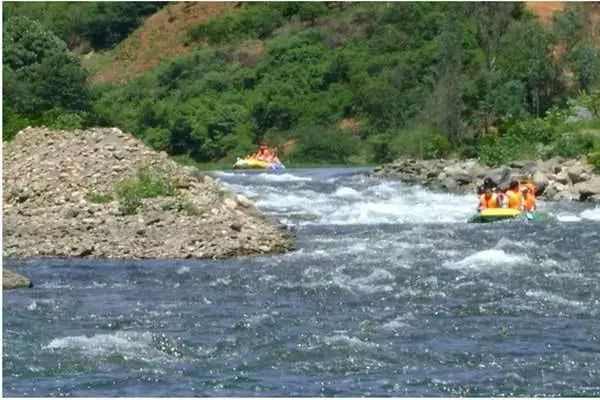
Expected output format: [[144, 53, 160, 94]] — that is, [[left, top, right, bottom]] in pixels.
[[522, 185, 536, 212], [479, 187, 499, 211], [254, 144, 275, 162], [505, 180, 524, 210], [483, 177, 498, 190]]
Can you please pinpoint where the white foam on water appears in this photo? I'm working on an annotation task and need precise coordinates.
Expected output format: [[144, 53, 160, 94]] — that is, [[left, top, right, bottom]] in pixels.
[[323, 183, 475, 225], [556, 214, 582, 222], [332, 268, 395, 294], [321, 334, 378, 350], [525, 290, 585, 310], [176, 266, 190, 275], [494, 237, 531, 250], [581, 207, 600, 221], [381, 313, 415, 331], [44, 332, 170, 362], [255, 173, 312, 182], [288, 267, 395, 294], [444, 249, 530, 270], [27, 301, 37, 311], [236, 177, 476, 226], [213, 171, 236, 177], [333, 186, 362, 199]]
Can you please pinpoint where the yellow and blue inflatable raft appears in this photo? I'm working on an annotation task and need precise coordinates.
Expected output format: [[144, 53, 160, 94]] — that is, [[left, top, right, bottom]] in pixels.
[[233, 158, 285, 171], [469, 208, 546, 223]]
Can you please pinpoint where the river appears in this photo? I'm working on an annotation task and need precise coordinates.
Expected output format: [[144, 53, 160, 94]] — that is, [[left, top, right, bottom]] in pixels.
[[3, 167, 600, 396]]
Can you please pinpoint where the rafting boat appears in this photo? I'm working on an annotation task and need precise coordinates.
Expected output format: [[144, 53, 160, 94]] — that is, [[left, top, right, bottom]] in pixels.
[[233, 157, 285, 171], [469, 208, 549, 223]]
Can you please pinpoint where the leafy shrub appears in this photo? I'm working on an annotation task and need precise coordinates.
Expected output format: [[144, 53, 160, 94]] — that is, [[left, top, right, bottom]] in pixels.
[[373, 126, 451, 161], [576, 90, 600, 118], [288, 125, 359, 164], [2, 105, 33, 141], [550, 130, 600, 158], [76, 2, 165, 49], [189, 5, 285, 44], [49, 111, 86, 130], [115, 167, 175, 215], [587, 151, 600, 172], [3, 3, 164, 50], [3, 16, 89, 125]]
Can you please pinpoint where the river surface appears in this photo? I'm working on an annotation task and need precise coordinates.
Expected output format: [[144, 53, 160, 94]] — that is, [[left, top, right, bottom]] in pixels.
[[4, 167, 600, 396]]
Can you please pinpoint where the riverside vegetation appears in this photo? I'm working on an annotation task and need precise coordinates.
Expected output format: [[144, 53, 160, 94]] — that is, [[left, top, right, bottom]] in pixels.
[[3, 2, 600, 168]]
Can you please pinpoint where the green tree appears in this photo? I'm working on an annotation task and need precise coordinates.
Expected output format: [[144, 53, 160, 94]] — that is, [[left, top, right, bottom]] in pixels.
[[3, 16, 89, 138], [433, 6, 465, 142], [497, 19, 558, 117]]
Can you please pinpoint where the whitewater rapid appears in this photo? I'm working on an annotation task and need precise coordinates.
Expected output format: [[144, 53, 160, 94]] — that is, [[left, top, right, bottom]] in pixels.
[[4, 167, 600, 396]]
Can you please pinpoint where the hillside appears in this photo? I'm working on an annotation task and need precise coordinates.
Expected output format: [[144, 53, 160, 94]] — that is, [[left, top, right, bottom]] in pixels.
[[85, 2, 235, 84], [526, 2, 565, 24], [4, 2, 600, 169], [85, 2, 597, 85]]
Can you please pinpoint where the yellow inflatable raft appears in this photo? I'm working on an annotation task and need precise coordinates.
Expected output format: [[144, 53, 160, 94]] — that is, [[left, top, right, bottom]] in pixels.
[[233, 158, 271, 169], [469, 208, 521, 223]]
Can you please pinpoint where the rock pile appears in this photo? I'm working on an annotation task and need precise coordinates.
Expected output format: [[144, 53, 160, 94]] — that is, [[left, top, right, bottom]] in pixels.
[[3, 127, 293, 259], [3, 270, 32, 290], [374, 157, 600, 201]]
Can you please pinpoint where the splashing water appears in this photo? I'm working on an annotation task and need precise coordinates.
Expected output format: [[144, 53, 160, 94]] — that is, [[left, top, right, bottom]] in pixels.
[[4, 167, 600, 396]]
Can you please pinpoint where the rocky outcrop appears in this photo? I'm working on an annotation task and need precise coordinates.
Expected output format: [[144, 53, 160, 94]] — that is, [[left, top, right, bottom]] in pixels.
[[3, 270, 32, 290], [3, 127, 293, 259], [374, 157, 600, 201]]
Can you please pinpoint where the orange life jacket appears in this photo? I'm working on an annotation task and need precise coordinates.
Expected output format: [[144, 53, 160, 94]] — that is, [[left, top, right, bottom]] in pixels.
[[523, 192, 536, 211], [506, 190, 523, 209], [479, 193, 499, 209]]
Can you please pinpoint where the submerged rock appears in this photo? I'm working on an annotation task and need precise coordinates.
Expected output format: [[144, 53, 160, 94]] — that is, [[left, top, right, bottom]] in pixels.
[[3, 270, 32, 290]]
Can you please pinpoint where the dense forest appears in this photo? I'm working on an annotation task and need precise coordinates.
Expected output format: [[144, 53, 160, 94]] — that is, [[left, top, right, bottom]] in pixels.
[[3, 2, 600, 168]]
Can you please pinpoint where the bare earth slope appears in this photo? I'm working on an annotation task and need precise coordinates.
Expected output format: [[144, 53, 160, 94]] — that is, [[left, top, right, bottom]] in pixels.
[[89, 2, 235, 84], [3, 127, 292, 259]]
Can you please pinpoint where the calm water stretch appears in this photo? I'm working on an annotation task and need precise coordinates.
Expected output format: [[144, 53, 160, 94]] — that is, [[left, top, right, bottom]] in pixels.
[[4, 167, 600, 396]]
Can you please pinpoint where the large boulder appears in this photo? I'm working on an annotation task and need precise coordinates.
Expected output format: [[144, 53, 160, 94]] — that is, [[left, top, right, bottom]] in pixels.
[[567, 163, 591, 184], [454, 173, 474, 186], [532, 171, 549, 195], [574, 177, 600, 201], [486, 167, 512, 188], [544, 181, 570, 201], [3, 270, 32, 290], [552, 170, 570, 185]]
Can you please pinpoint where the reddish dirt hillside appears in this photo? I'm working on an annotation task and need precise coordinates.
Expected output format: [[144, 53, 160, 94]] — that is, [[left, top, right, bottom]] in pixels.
[[527, 1, 600, 41], [526, 2, 565, 24], [90, 2, 235, 84]]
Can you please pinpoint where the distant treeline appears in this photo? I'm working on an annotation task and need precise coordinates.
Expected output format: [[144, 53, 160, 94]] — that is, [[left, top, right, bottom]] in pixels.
[[3, 2, 600, 167]]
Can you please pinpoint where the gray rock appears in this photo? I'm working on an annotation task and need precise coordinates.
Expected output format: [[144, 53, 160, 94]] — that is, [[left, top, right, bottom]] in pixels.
[[567, 164, 589, 184], [544, 181, 570, 201], [454, 173, 474, 185], [235, 195, 253, 208], [224, 198, 238, 210], [554, 171, 570, 185], [532, 171, 549, 195], [3, 270, 32, 290], [574, 177, 600, 201], [230, 222, 243, 232]]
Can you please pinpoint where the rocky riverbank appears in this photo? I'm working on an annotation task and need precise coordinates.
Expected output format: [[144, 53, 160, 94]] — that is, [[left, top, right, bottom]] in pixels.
[[3, 127, 293, 261], [374, 157, 600, 202]]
